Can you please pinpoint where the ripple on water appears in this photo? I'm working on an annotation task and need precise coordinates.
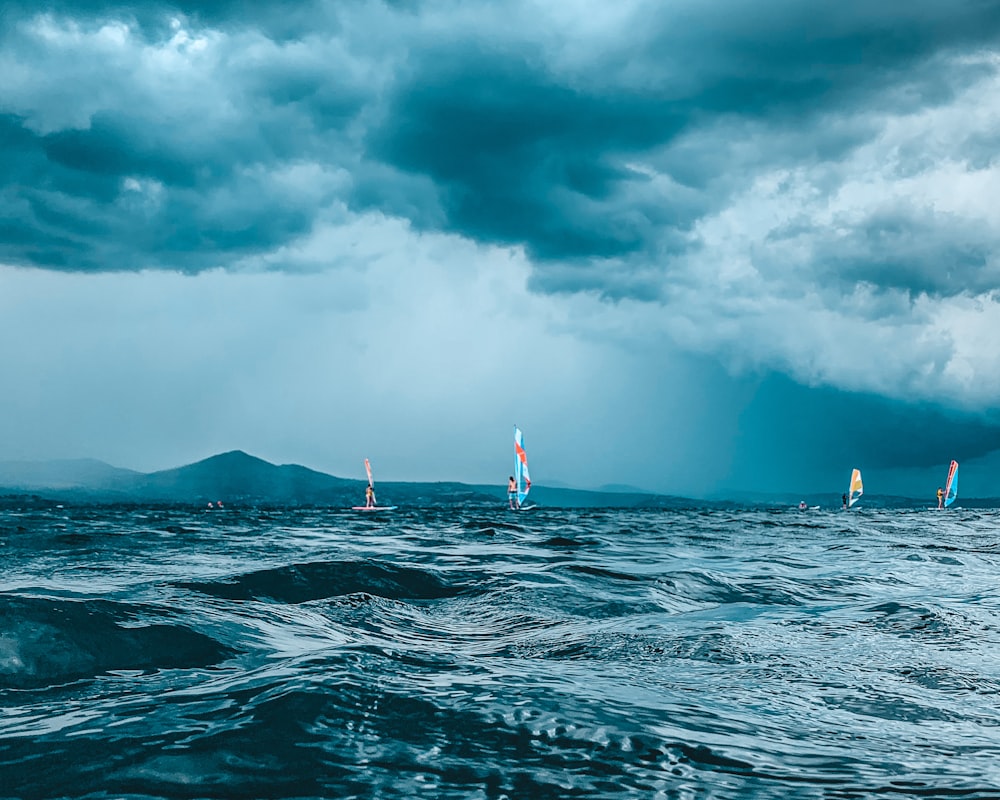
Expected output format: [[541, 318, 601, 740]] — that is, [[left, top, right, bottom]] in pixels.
[[2, 505, 1000, 798]]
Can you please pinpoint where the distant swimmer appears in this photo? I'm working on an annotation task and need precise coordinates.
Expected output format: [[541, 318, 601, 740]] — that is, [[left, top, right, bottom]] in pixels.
[[936, 486, 944, 509], [366, 484, 376, 508], [508, 476, 519, 510]]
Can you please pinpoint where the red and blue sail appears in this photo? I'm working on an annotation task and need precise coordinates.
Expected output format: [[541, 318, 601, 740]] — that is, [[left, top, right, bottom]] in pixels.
[[944, 460, 959, 507], [514, 426, 531, 506]]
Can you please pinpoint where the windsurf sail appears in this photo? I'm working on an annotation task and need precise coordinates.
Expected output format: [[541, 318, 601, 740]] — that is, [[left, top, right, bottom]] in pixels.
[[513, 425, 531, 506], [351, 459, 395, 510], [944, 460, 959, 507], [848, 468, 863, 507], [363, 458, 379, 507]]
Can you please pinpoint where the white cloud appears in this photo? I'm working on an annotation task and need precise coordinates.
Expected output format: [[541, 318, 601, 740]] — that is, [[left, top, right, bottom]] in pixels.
[[631, 54, 1000, 410]]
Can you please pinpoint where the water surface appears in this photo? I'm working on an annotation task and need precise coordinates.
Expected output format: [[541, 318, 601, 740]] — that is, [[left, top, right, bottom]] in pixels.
[[2, 503, 999, 798]]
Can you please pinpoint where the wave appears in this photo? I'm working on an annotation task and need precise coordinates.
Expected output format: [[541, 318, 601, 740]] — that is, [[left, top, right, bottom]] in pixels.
[[858, 600, 991, 646], [3, 506, 1000, 797], [0, 594, 233, 691], [177, 559, 473, 604]]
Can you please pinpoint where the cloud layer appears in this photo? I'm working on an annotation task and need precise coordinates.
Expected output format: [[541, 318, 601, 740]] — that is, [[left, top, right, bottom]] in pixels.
[[3, 0, 1000, 463]]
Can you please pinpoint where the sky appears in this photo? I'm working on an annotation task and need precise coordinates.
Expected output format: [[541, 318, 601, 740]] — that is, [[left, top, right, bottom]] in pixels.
[[3, 0, 1000, 497]]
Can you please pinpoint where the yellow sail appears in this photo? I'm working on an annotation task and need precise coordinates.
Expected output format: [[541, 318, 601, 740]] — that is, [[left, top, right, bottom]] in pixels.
[[848, 468, 863, 507]]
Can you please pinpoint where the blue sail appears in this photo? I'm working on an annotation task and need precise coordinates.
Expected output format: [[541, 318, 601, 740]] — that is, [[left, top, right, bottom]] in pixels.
[[944, 460, 959, 507], [514, 426, 531, 506]]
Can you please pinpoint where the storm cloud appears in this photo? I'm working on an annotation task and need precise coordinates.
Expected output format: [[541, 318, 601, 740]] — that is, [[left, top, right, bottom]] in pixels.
[[3, 0, 1000, 491], [4, 2, 999, 276]]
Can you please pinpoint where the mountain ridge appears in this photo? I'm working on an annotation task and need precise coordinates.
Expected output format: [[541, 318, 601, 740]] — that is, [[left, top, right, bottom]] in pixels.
[[0, 450, 695, 507], [1, 451, 997, 508]]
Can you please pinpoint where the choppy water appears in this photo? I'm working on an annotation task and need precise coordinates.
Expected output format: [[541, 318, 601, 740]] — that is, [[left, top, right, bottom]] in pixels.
[[2, 502, 1000, 799]]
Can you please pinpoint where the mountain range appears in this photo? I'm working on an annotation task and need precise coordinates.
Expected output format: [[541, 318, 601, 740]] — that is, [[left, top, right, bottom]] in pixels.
[[1, 450, 996, 508], [0, 450, 692, 508]]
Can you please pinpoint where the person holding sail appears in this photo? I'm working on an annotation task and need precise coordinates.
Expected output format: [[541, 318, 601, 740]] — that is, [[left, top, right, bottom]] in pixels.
[[366, 483, 377, 508], [936, 487, 944, 509]]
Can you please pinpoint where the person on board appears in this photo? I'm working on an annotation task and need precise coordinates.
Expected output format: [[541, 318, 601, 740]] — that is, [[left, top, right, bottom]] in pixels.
[[798, 500, 807, 510], [508, 476, 520, 510], [365, 484, 376, 508], [936, 487, 944, 509], [842, 493, 848, 509]]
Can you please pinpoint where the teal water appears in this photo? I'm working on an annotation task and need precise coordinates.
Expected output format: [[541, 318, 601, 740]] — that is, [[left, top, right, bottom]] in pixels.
[[2, 502, 999, 798]]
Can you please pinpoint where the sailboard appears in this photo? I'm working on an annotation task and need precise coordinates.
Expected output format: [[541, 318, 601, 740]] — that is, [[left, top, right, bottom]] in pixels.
[[512, 425, 533, 510], [848, 468, 863, 508], [944, 460, 959, 508], [351, 458, 396, 511]]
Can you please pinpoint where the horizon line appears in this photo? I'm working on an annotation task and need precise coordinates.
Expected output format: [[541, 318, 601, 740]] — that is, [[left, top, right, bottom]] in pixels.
[[0, 449, 988, 502]]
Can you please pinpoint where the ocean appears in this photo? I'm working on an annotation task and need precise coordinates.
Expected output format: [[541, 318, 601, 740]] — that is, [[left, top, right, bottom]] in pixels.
[[1, 501, 999, 799]]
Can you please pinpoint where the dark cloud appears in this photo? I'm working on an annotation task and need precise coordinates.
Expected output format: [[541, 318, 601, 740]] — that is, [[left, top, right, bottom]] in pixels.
[[0, 2, 367, 273], [763, 203, 999, 300], [727, 373, 1000, 491], [0, 111, 317, 273], [364, 47, 685, 262], [42, 115, 200, 188], [3, 0, 1000, 302], [359, 1, 1000, 292], [637, 1, 1000, 116]]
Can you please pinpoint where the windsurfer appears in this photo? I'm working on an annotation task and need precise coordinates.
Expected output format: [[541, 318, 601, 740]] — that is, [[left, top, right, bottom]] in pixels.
[[366, 484, 376, 508], [508, 476, 519, 509], [936, 487, 944, 509], [842, 493, 848, 509]]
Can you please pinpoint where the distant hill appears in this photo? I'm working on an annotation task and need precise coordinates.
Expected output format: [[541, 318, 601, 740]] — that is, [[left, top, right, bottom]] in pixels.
[[0, 450, 695, 507], [2, 451, 995, 508], [0, 451, 356, 504], [595, 483, 655, 494], [132, 450, 358, 503], [0, 458, 140, 491]]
